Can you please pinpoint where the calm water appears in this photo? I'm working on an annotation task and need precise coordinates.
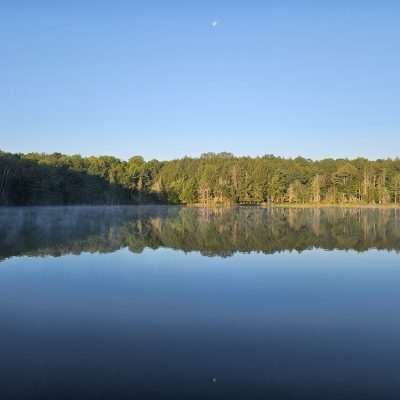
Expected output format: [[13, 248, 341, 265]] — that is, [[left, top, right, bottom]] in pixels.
[[1, 206, 400, 399]]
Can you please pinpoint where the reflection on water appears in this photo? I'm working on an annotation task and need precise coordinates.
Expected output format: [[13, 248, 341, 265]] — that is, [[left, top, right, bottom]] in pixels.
[[1, 206, 400, 260], [1, 206, 400, 399]]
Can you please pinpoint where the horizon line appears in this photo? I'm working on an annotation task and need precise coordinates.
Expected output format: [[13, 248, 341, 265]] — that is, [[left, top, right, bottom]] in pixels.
[[1, 149, 399, 163]]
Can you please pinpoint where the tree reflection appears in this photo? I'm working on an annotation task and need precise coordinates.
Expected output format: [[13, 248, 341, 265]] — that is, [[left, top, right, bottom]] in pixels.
[[1, 206, 400, 261]]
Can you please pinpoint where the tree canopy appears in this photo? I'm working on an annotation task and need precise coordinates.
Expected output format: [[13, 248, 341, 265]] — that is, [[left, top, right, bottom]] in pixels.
[[1, 150, 400, 206]]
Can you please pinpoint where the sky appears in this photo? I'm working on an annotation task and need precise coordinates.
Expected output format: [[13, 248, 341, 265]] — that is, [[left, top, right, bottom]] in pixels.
[[1, 1, 399, 161]]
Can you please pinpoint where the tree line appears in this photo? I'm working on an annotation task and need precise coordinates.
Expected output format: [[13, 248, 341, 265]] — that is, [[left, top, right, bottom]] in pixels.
[[1, 150, 400, 206]]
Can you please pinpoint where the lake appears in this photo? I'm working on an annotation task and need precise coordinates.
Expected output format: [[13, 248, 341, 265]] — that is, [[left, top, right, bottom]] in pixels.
[[1, 206, 400, 399]]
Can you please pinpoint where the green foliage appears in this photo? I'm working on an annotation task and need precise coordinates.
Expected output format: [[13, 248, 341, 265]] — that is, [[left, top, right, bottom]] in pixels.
[[1, 150, 400, 205]]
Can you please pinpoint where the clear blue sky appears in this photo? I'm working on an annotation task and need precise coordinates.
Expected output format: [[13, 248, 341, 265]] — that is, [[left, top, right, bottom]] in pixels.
[[1, 1, 399, 160]]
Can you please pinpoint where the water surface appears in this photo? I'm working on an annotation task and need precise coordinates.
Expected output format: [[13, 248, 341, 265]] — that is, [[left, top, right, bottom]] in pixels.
[[1, 206, 400, 399]]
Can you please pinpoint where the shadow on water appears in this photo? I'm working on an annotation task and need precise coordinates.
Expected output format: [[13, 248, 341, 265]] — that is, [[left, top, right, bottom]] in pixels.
[[1, 206, 400, 261]]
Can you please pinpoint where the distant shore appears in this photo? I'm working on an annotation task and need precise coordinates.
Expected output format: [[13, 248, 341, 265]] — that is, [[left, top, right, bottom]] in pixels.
[[188, 203, 400, 209], [261, 203, 400, 209]]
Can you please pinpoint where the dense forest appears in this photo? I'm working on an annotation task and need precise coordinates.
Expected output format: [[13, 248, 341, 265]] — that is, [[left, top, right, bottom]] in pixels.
[[1, 150, 400, 206], [1, 207, 400, 260]]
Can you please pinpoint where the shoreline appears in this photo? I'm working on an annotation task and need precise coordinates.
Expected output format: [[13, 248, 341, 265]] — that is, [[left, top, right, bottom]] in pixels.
[[261, 203, 400, 209], [188, 203, 400, 209], [1, 203, 400, 209]]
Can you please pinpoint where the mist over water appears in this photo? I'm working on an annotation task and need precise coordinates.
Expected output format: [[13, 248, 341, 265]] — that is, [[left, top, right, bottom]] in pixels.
[[1, 206, 400, 399], [1, 206, 400, 260]]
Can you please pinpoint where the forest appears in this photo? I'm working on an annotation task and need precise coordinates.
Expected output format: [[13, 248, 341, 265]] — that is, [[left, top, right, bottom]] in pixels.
[[1, 150, 400, 206]]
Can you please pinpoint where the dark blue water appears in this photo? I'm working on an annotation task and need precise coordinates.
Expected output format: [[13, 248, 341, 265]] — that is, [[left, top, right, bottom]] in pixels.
[[1, 207, 400, 399]]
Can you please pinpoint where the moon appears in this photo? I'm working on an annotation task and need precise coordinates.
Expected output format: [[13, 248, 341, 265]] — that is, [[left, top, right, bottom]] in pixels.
[[211, 20, 218, 27]]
